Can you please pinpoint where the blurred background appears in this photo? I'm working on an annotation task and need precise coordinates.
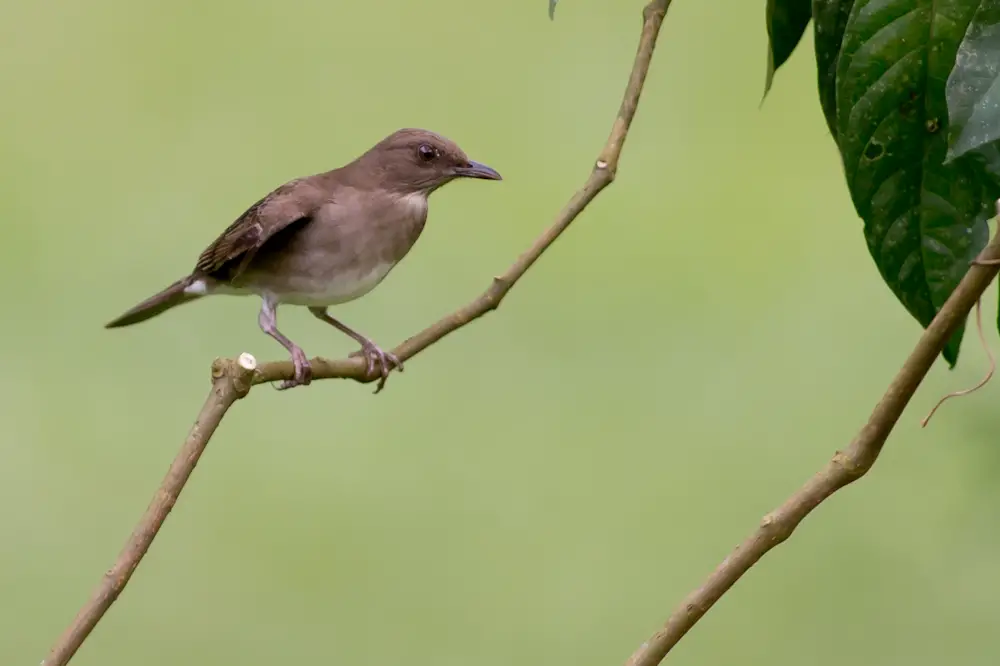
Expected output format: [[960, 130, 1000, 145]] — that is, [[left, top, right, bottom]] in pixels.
[[2, 0, 999, 664]]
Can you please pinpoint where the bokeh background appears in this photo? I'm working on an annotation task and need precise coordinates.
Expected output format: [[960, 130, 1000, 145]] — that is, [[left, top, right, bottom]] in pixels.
[[2, 0, 999, 664]]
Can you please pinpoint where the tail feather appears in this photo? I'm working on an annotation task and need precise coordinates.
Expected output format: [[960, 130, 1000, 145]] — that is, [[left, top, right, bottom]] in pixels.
[[105, 276, 203, 328]]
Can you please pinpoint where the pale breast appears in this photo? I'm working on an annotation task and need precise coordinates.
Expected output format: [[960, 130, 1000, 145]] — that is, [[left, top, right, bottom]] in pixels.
[[396, 191, 429, 219]]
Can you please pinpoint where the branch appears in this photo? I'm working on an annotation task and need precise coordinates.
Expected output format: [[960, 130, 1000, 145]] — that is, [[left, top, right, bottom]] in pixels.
[[42, 354, 257, 666], [41, 2, 674, 664], [622, 227, 1000, 666]]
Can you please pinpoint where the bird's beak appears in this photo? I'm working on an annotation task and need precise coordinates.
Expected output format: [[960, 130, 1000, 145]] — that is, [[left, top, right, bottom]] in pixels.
[[453, 160, 503, 181]]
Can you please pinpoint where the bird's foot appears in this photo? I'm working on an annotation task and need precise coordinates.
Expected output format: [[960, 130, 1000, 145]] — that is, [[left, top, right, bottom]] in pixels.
[[274, 347, 313, 391], [350, 342, 403, 394]]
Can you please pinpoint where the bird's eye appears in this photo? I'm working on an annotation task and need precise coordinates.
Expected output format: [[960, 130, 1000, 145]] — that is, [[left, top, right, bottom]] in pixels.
[[417, 144, 437, 162]]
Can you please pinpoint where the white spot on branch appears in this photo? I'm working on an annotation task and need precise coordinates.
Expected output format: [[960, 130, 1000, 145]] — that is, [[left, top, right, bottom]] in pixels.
[[237, 353, 257, 371]]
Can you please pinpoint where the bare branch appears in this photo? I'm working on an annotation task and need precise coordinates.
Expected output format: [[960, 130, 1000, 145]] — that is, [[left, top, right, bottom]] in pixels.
[[41, 2, 674, 664], [42, 354, 258, 666], [622, 229, 1000, 666]]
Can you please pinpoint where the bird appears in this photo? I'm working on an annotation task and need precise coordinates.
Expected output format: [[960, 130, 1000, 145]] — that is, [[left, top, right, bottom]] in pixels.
[[105, 128, 502, 393]]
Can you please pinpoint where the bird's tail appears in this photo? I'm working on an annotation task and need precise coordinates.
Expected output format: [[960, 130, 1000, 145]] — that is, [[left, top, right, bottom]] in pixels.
[[105, 276, 204, 328]]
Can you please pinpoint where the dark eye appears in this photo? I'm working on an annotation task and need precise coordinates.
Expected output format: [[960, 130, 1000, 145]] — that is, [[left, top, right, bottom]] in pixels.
[[417, 144, 437, 162]]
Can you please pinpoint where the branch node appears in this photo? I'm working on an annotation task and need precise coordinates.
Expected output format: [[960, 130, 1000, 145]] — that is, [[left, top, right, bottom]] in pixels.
[[643, 1, 667, 22], [594, 156, 619, 183], [210, 356, 257, 398], [758, 511, 795, 544], [484, 276, 508, 310], [830, 450, 867, 480]]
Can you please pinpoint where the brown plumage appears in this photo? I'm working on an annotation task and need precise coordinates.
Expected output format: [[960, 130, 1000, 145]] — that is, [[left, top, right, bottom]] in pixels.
[[106, 128, 502, 392]]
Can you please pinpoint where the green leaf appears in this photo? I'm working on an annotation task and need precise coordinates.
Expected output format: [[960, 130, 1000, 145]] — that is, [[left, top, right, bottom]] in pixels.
[[549, 0, 558, 20], [813, 0, 856, 140], [946, 1, 1000, 164], [836, 0, 995, 366], [765, 0, 813, 97]]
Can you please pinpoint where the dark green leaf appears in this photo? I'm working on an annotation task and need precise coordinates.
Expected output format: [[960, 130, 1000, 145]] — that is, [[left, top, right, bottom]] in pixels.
[[813, 0, 856, 140], [549, 0, 558, 20], [836, 0, 994, 365], [946, 1, 1000, 163], [765, 0, 813, 97]]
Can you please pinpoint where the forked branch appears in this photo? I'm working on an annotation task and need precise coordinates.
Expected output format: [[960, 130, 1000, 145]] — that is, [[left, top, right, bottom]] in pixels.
[[41, 2, 674, 664]]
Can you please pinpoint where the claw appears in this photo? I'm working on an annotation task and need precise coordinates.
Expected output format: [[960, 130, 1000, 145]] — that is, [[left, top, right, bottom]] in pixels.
[[349, 347, 375, 377], [351, 343, 403, 394], [307, 308, 403, 394], [273, 348, 312, 391]]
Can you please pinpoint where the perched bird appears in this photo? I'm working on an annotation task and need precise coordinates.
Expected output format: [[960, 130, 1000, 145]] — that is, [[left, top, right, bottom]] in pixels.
[[105, 128, 502, 392]]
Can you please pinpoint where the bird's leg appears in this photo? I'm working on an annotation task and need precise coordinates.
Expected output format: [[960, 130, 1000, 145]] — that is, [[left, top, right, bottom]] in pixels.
[[259, 296, 312, 390], [308, 306, 402, 394]]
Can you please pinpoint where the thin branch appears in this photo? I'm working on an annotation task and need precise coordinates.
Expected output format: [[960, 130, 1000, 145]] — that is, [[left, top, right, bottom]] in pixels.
[[42, 354, 258, 666], [920, 297, 996, 427], [41, 2, 674, 664], [622, 228, 1000, 666]]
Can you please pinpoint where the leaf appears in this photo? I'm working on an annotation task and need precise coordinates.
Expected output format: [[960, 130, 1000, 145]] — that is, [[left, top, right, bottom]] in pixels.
[[946, 1, 1000, 164], [764, 0, 813, 97], [549, 0, 558, 20], [836, 0, 995, 366], [813, 0, 856, 140]]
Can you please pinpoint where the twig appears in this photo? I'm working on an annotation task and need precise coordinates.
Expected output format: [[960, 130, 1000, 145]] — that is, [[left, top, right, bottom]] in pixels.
[[41, 2, 674, 664], [622, 228, 1000, 666], [920, 297, 996, 427]]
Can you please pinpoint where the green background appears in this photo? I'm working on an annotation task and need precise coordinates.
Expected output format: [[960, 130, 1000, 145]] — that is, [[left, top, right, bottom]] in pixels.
[[2, 0, 999, 664]]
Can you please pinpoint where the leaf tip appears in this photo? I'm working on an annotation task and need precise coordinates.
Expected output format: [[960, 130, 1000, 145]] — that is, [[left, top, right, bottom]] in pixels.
[[548, 0, 557, 20], [942, 335, 962, 368], [761, 50, 776, 105], [760, 83, 773, 107]]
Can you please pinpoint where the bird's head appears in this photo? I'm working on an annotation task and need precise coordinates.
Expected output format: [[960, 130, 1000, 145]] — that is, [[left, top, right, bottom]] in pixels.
[[360, 128, 502, 195]]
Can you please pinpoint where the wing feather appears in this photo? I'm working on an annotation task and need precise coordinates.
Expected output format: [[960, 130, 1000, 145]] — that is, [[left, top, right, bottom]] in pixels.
[[194, 178, 318, 280]]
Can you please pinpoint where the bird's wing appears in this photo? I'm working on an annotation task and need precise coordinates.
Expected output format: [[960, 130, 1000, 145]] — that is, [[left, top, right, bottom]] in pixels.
[[194, 178, 319, 280]]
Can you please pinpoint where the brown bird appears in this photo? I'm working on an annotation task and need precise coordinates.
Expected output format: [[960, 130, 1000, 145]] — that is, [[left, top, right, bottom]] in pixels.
[[105, 128, 502, 392]]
